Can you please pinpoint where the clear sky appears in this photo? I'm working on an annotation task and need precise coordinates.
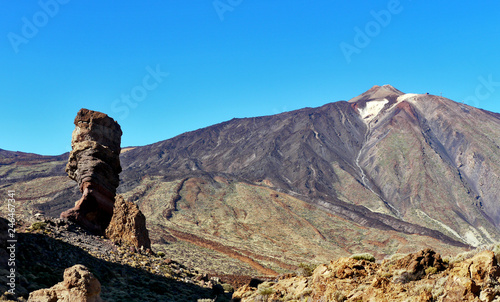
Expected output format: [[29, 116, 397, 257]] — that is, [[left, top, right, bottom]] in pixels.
[[1, 0, 499, 155]]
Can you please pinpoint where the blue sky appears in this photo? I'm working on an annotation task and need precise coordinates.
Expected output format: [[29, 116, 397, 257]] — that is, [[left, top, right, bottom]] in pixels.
[[1, 0, 499, 155]]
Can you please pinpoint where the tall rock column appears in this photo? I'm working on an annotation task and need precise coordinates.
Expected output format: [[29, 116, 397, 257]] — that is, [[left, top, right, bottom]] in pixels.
[[61, 108, 122, 235]]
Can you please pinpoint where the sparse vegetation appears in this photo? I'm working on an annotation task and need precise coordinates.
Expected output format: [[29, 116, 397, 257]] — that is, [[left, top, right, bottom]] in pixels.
[[256, 282, 275, 301], [448, 250, 476, 264], [431, 277, 447, 299], [157, 251, 165, 257], [297, 263, 317, 277], [30, 221, 47, 230], [221, 283, 234, 293], [333, 290, 347, 302], [425, 266, 437, 275], [392, 269, 413, 284], [388, 253, 406, 262], [448, 242, 500, 265], [350, 253, 375, 262]]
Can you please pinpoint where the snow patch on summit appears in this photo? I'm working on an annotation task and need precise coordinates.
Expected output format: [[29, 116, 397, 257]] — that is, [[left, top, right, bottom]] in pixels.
[[387, 93, 420, 111], [397, 93, 419, 103], [358, 98, 389, 123]]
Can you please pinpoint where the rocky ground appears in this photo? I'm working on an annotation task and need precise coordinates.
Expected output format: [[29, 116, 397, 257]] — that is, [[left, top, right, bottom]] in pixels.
[[4, 214, 500, 301], [0, 215, 234, 302], [233, 248, 500, 302]]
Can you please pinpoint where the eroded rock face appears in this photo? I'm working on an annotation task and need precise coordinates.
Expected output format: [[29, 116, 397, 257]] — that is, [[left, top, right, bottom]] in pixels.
[[105, 195, 151, 251], [393, 248, 446, 281], [442, 251, 500, 301], [61, 108, 122, 235], [28, 264, 103, 302]]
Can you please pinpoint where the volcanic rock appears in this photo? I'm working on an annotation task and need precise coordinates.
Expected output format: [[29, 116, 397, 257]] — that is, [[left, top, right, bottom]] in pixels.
[[105, 195, 152, 250], [233, 248, 500, 301], [61, 109, 122, 235], [27, 264, 103, 302], [393, 248, 446, 281], [7, 85, 500, 277], [442, 251, 500, 301]]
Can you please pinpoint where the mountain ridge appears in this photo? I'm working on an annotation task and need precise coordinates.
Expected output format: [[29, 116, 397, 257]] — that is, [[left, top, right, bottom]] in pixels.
[[2, 85, 500, 275]]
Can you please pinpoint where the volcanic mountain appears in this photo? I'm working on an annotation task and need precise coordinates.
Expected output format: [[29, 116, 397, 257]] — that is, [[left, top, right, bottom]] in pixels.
[[2, 85, 500, 275]]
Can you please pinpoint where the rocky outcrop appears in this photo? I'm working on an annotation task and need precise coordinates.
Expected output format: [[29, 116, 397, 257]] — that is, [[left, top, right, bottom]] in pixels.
[[61, 108, 122, 235], [392, 248, 446, 281], [105, 195, 151, 251], [60, 109, 152, 251], [233, 249, 500, 302], [442, 251, 500, 301], [28, 264, 103, 302], [18, 215, 221, 301]]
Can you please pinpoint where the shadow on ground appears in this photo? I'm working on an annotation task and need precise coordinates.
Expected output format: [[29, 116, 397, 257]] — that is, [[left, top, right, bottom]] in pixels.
[[4, 232, 228, 301]]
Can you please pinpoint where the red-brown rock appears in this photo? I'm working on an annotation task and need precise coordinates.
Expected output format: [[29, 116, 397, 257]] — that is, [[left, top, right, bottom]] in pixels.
[[28, 264, 103, 302], [61, 109, 122, 235], [232, 249, 500, 302], [105, 195, 152, 250], [394, 248, 446, 280]]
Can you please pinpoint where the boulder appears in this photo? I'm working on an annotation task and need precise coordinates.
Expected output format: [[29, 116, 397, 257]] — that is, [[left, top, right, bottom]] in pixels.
[[394, 248, 446, 280], [28, 264, 103, 302], [105, 195, 151, 251], [442, 251, 500, 301], [61, 109, 122, 235]]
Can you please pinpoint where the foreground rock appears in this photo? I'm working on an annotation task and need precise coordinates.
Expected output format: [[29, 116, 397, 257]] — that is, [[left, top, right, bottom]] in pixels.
[[233, 249, 500, 301], [61, 108, 122, 235], [28, 265, 103, 302], [105, 195, 152, 251], [16, 215, 224, 301]]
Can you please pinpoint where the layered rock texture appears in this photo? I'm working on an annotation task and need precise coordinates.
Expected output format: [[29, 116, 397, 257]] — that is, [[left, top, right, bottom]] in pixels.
[[28, 264, 103, 302], [105, 195, 152, 250], [60, 108, 122, 235]]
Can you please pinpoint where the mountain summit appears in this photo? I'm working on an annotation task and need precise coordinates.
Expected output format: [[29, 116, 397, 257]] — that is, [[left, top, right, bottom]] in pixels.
[[114, 85, 500, 272], [2, 85, 499, 275], [348, 84, 404, 103]]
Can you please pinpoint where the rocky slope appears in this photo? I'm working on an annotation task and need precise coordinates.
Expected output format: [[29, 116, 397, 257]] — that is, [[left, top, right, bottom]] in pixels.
[[0, 215, 232, 301], [348, 85, 500, 247], [116, 85, 499, 273], [2, 85, 500, 276], [233, 246, 500, 302]]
